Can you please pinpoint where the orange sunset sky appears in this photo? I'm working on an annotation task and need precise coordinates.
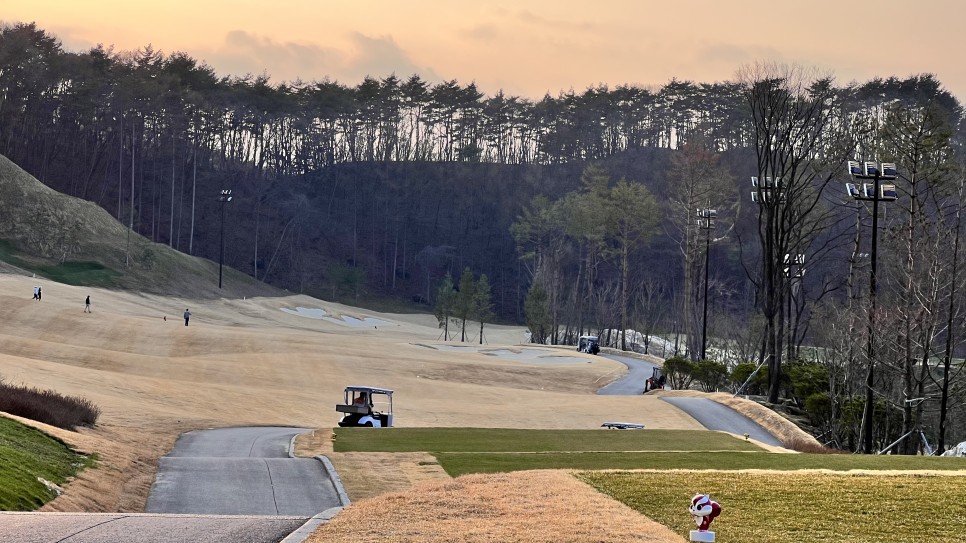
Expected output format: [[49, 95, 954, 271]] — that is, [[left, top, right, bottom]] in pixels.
[[4, 1, 965, 101]]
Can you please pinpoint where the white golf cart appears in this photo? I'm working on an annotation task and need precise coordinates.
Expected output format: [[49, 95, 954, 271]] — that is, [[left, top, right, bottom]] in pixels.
[[336, 385, 394, 427], [577, 335, 600, 355]]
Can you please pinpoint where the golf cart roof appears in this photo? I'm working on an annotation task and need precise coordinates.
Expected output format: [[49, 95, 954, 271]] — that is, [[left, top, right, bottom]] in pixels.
[[579, 335, 599, 340], [345, 385, 394, 395]]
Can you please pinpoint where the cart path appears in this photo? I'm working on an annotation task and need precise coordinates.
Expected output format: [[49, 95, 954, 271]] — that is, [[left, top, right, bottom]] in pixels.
[[596, 353, 659, 395], [660, 397, 783, 446], [0, 512, 311, 543], [598, 354, 783, 446], [0, 427, 343, 542], [146, 426, 343, 516]]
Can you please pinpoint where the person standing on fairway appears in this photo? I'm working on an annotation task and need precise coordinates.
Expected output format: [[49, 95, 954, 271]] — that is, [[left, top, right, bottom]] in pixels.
[[183, 308, 191, 326], [85, 295, 91, 313]]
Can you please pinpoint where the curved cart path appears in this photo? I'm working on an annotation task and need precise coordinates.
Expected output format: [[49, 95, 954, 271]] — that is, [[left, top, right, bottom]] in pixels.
[[597, 353, 782, 446], [660, 396, 783, 446], [1, 427, 343, 543], [146, 426, 343, 516], [596, 353, 658, 395]]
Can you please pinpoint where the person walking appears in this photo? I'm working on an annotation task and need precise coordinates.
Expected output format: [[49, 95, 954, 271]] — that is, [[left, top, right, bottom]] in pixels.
[[37, 286, 42, 301], [84, 295, 91, 313], [183, 308, 191, 326], [32, 286, 38, 300]]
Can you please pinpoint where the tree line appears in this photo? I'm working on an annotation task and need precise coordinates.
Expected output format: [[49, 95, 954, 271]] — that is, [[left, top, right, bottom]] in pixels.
[[4, 23, 966, 453]]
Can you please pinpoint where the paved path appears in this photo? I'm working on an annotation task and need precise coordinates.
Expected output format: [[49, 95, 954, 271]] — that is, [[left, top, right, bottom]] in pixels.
[[597, 353, 782, 446], [660, 396, 783, 446], [0, 513, 308, 543], [147, 426, 341, 516], [0, 426, 343, 543], [596, 352, 658, 395]]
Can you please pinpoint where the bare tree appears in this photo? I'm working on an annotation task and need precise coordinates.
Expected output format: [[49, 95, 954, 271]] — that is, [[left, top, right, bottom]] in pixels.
[[737, 61, 851, 403], [665, 136, 736, 359]]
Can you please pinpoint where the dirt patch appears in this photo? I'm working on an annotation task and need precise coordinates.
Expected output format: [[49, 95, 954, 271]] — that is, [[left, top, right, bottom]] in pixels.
[[326, 452, 452, 502], [306, 470, 686, 543]]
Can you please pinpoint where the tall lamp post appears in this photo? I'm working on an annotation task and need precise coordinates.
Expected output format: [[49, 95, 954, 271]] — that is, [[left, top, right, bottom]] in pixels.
[[846, 160, 898, 454], [734, 177, 786, 396], [697, 206, 717, 360], [783, 253, 805, 363], [218, 189, 233, 289]]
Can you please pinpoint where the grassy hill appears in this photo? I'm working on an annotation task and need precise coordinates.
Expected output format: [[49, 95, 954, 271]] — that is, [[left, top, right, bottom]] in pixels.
[[0, 415, 93, 510], [0, 154, 282, 299]]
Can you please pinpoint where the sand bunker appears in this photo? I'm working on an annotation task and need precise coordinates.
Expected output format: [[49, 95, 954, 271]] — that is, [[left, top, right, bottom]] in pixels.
[[281, 306, 392, 327], [418, 343, 591, 364]]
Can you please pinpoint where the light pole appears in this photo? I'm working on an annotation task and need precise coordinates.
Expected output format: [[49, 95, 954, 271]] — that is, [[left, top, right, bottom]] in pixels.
[[218, 189, 233, 289], [734, 177, 786, 396], [846, 160, 898, 454], [696, 206, 717, 360], [783, 253, 805, 363]]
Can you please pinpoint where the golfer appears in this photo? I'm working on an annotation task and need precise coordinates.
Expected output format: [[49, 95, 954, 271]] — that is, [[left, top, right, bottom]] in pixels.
[[183, 308, 191, 326]]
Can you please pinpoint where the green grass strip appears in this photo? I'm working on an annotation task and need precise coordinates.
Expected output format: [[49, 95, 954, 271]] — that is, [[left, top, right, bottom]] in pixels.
[[35, 261, 120, 287], [578, 471, 966, 543], [0, 416, 93, 510], [333, 428, 761, 453], [432, 450, 966, 477], [0, 240, 119, 287]]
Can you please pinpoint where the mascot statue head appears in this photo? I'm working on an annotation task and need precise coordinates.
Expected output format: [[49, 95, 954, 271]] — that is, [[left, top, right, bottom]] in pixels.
[[688, 493, 721, 532]]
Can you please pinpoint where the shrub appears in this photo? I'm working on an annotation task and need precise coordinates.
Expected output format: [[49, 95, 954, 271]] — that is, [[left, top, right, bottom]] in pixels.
[[804, 392, 832, 426], [692, 360, 729, 392], [0, 377, 100, 430], [730, 362, 767, 395], [786, 361, 829, 406], [663, 356, 695, 390]]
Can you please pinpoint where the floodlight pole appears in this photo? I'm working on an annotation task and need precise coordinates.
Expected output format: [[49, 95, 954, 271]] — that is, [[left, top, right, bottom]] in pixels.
[[861, 174, 880, 454], [697, 206, 715, 361], [218, 189, 233, 289], [846, 161, 897, 454]]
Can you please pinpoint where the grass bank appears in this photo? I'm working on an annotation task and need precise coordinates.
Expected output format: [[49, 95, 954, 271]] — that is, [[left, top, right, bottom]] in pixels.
[[579, 471, 966, 543], [333, 427, 759, 453], [0, 416, 93, 510], [333, 427, 966, 476]]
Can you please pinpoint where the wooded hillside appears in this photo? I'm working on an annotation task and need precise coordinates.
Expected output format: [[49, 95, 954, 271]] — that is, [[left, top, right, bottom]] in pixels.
[[3, 22, 966, 453]]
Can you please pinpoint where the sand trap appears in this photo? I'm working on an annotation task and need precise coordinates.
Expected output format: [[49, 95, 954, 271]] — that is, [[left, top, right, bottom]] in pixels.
[[281, 306, 393, 327], [417, 344, 592, 364]]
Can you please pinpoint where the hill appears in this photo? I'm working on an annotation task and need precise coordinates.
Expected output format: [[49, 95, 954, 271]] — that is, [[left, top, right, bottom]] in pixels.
[[0, 154, 282, 300]]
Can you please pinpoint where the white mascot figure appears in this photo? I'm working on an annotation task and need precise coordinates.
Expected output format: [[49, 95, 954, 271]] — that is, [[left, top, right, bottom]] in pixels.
[[688, 493, 721, 542]]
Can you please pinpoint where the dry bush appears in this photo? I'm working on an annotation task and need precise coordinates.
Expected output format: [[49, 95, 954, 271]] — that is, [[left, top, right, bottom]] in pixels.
[[781, 436, 847, 454], [0, 376, 100, 430]]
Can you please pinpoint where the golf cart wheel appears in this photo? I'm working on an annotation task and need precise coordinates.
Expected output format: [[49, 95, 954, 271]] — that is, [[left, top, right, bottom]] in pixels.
[[363, 421, 374, 427]]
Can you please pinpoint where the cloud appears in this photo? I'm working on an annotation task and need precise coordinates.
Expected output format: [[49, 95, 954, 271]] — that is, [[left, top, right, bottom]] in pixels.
[[515, 9, 598, 33], [345, 32, 439, 82], [198, 30, 439, 86], [465, 23, 500, 41], [696, 42, 785, 67]]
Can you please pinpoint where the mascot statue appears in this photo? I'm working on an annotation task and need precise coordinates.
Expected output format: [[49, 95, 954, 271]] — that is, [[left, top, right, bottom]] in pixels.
[[688, 493, 721, 542]]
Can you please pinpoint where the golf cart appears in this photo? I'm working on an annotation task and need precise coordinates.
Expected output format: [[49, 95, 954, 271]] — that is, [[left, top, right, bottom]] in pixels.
[[336, 385, 394, 427], [643, 367, 666, 392], [577, 335, 600, 355]]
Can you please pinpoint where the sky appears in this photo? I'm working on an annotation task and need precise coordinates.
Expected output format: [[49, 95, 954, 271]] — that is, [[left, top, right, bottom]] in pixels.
[[5, 1, 965, 101]]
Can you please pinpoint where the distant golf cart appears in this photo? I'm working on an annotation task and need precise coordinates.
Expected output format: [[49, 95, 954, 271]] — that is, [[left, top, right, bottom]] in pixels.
[[577, 335, 600, 355], [643, 367, 666, 393], [336, 386, 394, 427]]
